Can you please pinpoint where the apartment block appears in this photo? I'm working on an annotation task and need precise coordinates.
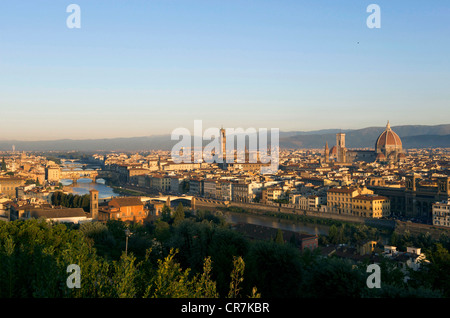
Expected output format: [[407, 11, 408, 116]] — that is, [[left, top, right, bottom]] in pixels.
[[432, 200, 450, 227]]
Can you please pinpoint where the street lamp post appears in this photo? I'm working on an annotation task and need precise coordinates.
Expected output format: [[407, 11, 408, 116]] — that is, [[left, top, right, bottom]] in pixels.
[[125, 228, 131, 256]]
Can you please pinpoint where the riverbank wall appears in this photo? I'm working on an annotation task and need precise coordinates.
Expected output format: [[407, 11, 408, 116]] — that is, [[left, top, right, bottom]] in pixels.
[[195, 197, 394, 230], [395, 220, 450, 240], [195, 198, 450, 237]]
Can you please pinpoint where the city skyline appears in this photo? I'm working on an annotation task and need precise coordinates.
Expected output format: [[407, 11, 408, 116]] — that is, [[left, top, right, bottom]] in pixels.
[[1, 1, 450, 302], [1, 1, 449, 140]]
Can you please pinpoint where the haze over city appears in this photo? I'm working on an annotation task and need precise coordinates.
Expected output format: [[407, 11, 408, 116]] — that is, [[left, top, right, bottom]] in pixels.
[[1, 0, 449, 140]]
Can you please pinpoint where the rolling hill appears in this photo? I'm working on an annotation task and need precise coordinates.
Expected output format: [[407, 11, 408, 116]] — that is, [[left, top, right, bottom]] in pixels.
[[0, 124, 449, 152]]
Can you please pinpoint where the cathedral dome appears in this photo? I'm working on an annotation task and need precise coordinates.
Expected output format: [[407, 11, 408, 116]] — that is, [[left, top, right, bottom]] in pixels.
[[375, 121, 402, 150], [330, 146, 337, 155]]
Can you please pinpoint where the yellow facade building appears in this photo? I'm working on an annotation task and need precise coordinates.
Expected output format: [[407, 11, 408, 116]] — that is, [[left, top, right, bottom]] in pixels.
[[327, 186, 390, 218], [352, 194, 390, 218], [0, 177, 26, 198], [327, 187, 373, 215]]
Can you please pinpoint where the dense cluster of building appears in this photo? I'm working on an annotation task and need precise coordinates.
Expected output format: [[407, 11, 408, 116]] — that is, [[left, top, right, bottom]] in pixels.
[[97, 122, 450, 225], [0, 122, 449, 228]]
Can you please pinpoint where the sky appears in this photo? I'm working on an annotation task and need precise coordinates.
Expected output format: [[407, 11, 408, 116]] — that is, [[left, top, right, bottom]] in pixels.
[[0, 0, 449, 140]]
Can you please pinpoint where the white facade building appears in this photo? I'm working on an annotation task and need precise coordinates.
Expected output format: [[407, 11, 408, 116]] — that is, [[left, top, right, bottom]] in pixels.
[[432, 200, 450, 227]]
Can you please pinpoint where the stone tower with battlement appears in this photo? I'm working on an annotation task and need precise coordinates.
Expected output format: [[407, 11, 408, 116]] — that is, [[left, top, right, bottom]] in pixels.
[[336, 132, 346, 163]]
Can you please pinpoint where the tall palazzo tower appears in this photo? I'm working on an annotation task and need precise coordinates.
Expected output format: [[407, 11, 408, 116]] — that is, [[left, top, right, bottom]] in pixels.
[[336, 132, 346, 163]]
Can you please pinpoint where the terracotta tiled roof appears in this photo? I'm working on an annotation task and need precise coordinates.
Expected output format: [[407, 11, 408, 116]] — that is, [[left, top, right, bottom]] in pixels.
[[353, 194, 388, 201], [328, 187, 357, 193], [29, 208, 86, 218], [376, 122, 402, 148], [110, 197, 143, 207]]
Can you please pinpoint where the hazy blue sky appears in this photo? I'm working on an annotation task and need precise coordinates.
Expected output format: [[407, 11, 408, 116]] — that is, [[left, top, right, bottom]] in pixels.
[[0, 0, 449, 140]]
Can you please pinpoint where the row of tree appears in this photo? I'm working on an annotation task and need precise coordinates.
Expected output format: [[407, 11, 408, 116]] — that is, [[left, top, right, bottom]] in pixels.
[[0, 218, 259, 298], [1, 204, 450, 298], [51, 191, 91, 212], [78, 204, 449, 298], [320, 223, 381, 246]]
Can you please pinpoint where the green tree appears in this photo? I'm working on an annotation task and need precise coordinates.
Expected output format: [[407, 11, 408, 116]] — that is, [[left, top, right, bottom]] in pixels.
[[80, 221, 117, 258], [81, 194, 90, 212], [154, 220, 171, 243], [228, 256, 245, 298], [111, 253, 138, 298], [245, 241, 303, 298], [274, 229, 284, 244], [0, 219, 107, 297], [67, 193, 74, 208], [173, 202, 185, 224], [192, 256, 219, 298], [146, 248, 195, 298], [302, 257, 365, 298], [420, 243, 450, 297], [195, 210, 226, 226], [161, 204, 172, 223], [168, 219, 214, 274], [51, 191, 60, 206], [0, 236, 16, 297], [327, 224, 346, 245], [207, 227, 249, 296]]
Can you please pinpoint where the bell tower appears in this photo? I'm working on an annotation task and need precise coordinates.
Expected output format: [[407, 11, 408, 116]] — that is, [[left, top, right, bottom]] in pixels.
[[336, 132, 346, 163], [324, 141, 329, 163], [220, 126, 226, 163], [90, 189, 99, 220]]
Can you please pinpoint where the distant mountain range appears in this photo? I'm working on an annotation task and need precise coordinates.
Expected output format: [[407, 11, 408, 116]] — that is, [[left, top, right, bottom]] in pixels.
[[0, 124, 449, 152], [279, 124, 450, 149]]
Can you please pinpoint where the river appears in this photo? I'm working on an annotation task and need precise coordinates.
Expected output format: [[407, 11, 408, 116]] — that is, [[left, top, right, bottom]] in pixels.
[[60, 160, 118, 199], [222, 211, 330, 236], [61, 178, 118, 199]]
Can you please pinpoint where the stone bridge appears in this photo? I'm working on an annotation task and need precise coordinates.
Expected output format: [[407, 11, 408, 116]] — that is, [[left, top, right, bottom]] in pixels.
[[142, 195, 196, 208], [60, 169, 99, 182], [60, 159, 78, 163]]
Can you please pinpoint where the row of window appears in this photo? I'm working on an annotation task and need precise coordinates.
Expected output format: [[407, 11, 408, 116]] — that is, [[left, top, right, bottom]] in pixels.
[[433, 212, 450, 217], [433, 220, 450, 227], [1, 186, 16, 191], [434, 205, 450, 210], [116, 211, 146, 218]]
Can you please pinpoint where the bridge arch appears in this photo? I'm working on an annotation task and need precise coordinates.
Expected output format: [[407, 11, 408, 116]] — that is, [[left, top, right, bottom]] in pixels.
[[60, 169, 99, 183], [143, 195, 195, 208]]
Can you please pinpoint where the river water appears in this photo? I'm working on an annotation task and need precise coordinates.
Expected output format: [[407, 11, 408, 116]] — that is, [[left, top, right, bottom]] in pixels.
[[222, 211, 330, 236], [59, 160, 117, 199], [60, 178, 118, 199], [222, 211, 391, 243]]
